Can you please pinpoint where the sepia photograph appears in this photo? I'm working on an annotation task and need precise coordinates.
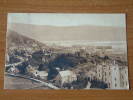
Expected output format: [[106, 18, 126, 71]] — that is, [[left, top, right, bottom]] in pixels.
[[4, 13, 129, 89]]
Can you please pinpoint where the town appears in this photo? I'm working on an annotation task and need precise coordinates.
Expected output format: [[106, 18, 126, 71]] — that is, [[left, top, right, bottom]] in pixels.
[[5, 36, 129, 89]]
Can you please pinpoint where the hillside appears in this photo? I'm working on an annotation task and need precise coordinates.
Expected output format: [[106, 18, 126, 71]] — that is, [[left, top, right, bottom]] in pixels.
[[6, 30, 47, 50]]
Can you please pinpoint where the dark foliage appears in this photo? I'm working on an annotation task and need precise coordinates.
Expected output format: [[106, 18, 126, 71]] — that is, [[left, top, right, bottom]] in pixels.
[[5, 66, 11, 72], [38, 63, 48, 71], [14, 49, 26, 57], [90, 79, 108, 89], [71, 76, 88, 89], [32, 50, 44, 62], [47, 67, 59, 80], [48, 53, 87, 70], [9, 56, 21, 64], [63, 83, 72, 89], [28, 50, 44, 66], [16, 61, 29, 74]]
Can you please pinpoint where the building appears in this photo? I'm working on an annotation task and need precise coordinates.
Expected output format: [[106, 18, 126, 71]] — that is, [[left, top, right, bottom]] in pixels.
[[110, 64, 121, 89], [26, 65, 37, 74], [120, 67, 129, 89], [85, 71, 96, 81], [55, 70, 77, 86], [96, 64, 103, 80], [8, 65, 19, 74], [96, 61, 121, 89], [96, 60, 129, 89], [26, 65, 48, 80], [32, 70, 48, 80], [102, 63, 112, 87]]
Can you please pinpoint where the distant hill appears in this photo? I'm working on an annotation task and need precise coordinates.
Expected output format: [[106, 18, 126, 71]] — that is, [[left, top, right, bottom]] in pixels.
[[8, 23, 126, 43]]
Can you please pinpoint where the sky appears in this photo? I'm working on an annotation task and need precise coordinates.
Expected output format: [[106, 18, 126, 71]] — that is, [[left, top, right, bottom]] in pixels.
[[8, 13, 126, 27]]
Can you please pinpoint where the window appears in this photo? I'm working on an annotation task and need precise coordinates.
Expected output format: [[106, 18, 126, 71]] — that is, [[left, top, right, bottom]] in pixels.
[[105, 78, 107, 81], [108, 83, 110, 87], [121, 75, 124, 79], [115, 83, 117, 87], [123, 82, 124, 86], [126, 82, 128, 86], [115, 78, 117, 81], [125, 71, 126, 74]]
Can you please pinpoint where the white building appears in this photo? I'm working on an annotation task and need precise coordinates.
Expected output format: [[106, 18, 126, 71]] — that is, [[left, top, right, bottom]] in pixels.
[[102, 64, 111, 86], [32, 70, 48, 80], [85, 71, 96, 81], [26, 66, 48, 80], [120, 67, 129, 89], [96, 64, 103, 80], [110, 64, 121, 89], [96, 60, 129, 89], [55, 70, 77, 86], [8, 65, 19, 74]]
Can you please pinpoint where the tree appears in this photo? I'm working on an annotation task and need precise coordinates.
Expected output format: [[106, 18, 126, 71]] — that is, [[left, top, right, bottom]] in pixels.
[[90, 79, 108, 89], [47, 67, 59, 80], [48, 53, 87, 70], [16, 61, 29, 74]]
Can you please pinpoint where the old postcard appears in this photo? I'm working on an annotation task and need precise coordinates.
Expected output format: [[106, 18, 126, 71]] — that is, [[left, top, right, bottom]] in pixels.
[[4, 13, 129, 89]]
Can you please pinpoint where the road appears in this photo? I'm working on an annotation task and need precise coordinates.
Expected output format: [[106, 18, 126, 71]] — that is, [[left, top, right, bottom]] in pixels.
[[4, 73, 60, 89]]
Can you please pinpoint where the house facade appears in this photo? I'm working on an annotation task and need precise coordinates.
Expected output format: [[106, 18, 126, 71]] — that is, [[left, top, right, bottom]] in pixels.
[[55, 70, 77, 86], [96, 61, 129, 89]]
